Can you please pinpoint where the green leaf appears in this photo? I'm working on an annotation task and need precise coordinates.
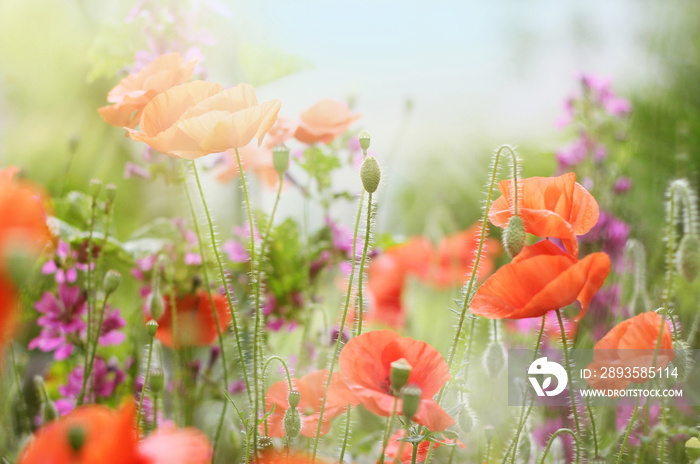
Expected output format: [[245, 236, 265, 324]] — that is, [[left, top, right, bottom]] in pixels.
[[298, 147, 341, 192]]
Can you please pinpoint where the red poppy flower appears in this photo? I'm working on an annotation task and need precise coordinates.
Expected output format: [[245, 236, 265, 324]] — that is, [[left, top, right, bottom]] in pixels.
[[253, 451, 331, 464], [261, 370, 356, 438], [139, 425, 212, 464], [488, 173, 599, 257], [471, 240, 610, 321], [586, 312, 674, 392], [379, 430, 465, 464], [18, 403, 146, 464], [151, 290, 232, 349], [339, 330, 454, 431]]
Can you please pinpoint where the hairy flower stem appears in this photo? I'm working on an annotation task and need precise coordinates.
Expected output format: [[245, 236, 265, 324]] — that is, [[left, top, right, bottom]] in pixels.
[[538, 428, 580, 464], [585, 396, 599, 456], [378, 397, 399, 464], [137, 336, 155, 435], [184, 162, 240, 456], [555, 309, 581, 437], [231, 148, 263, 460], [617, 392, 640, 464], [167, 271, 181, 427], [311, 190, 365, 462], [356, 192, 374, 336], [78, 197, 98, 407], [505, 315, 546, 464], [410, 443, 419, 464], [10, 344, 31, 432], [82, 291, 112, 402], [338, 406, 353, 464]]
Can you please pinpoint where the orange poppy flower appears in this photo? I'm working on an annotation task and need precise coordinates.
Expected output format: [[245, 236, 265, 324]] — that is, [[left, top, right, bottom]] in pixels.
[[18, 403, 145, 464], [339, 330, 455, 431], [253, 451, 331, 464], [429, 224, 500, 288], [99, 53, 196, 128], [151, 290, 232, 349], [470, 240, 610, 321], [217, 117, 298, 187], [138, 425, 212, 464], [488, 173, 599, 257], [126, 81, 281, 159], [294, 99, 361, 145], [0, 166, 52, 352], [261, 370, 356, 438], [379, 430, 465, 464], [586, 312, 674, 392]]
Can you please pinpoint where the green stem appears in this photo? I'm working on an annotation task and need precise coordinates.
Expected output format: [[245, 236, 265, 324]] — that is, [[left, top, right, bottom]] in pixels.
[[538, 428, 580, 464], [83, 292, 111, 402], [555, 309, 581, 436], [585, 396, 599, 457], [9, 345, 31, 432], [378, 397, 399, 464], [311, 190, 365, 462], [77, 198, 98, 407], [338, 405, 353, 464], [137, 337, 155, 434], [166, 269, 180, 427], [411, 443, 419, 464], [261, 356, 293, 390], [356, 191, 374, 336], [617, 393, 640, 464]]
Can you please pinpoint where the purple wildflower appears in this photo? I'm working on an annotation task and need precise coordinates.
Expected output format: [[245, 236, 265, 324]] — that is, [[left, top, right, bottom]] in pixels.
[[29, 284, 87, 360], [55, 357, 126, 414], [613, 176, 632, 194]]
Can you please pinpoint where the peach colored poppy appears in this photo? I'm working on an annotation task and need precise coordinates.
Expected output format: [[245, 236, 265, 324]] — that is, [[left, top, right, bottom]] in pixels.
[[138, 425, 212, 464], [217, 117, 298, 188], [261, 370, 356, 438], [18, 403, 146, 464], [379, 430, 465, 464], [294, 99, 361, 144], [489, 173, 599, 257], [126, 81, 281, 159], [339, 330, 454, 431], [253, 451, 331, 464], [151, 290, 232, 349], [99, 53, 196, 128], [429, 224, 501, 288], [586, 312, 674, 392], [470, 240, 610, 321]]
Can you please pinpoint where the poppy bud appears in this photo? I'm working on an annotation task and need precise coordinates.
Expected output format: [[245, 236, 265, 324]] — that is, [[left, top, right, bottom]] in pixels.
[[390, 358, 412, 393], [258, 436, 273, 450], [272, 144, 290, 178], [148, 290, 165, 320], [288, 389, 301, 408], [105, 183, 117, 205], [686, 437, 700, 459], [458, 403, 476, 433], [358, 130, 371, 152], [360, 156, 381, 193], [283, 405, 302, 439], [150, 368, 165, 393], [484, 425, 495, 443], [483, 341, 506, 379], [88, 179, 102, 200], [503, 215, 526, 258], [677, 234, 700, 282], [400, 384, 422, 421], [67, 425, 87, 453], [672, 341, 691, 382], [34, 376, 58, 424], [103, 270, 122, 295], [5, 246, 37, 287], [146, 320, 159, 338]]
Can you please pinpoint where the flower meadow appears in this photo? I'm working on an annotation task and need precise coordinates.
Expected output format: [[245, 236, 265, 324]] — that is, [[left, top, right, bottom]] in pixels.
[[3, 3, 700, 464]]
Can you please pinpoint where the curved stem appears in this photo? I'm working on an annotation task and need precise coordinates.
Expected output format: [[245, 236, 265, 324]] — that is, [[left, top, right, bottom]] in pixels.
[[261, 355, 293, 391], [617, 393, 640, 464], [538, 428, 580, 464], [137, 337, 155, 435], [338, 405, 353, 464], [356, 192, 374, 336], [311, 190, 365, 462], [555, 309, 581, 436], [378, 397, 399, 464]]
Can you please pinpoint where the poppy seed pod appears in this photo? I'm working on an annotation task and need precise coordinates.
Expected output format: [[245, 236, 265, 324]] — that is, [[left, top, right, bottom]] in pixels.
[[288, 389, 301, 408], [390, 358, 413, 393], [484, 425, 495, 443], [358, 130, 371, 152], [361, 156, 381, 193], [677, 234, 700, 282], [88, 179, 102, 200], [258, 436, 273, 450], [105, 183, 117, 205], [503, 215, 526, 258], [67, 425, 87, 452], [483, 342, 506, 379], [400, 384, 422, 421], [148, 290, 165, 320], [686, 437, 700, 459], [103, 270, 122, 295], [272, 144, 290, 178], [146, 320, 159, 338], [150, 368, 165, 393], [283, 406, 302, 439]]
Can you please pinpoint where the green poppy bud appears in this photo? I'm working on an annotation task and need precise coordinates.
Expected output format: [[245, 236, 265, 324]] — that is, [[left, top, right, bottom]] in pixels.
[[686, 437, 700, 459], [283, 405, 302, 439], [503, 215, 526, 258], [358, 130, 371, 152], [458, 402, 476, 433], [390, 358, 412, 394], [146, 320, 159, 338], [400, 384, 422, 421], [272, 144, 290, 177], [148, 290, 165, 320], [103, 270, 122, 295], [88, 179, 102, 200], [677, 234, 700, 282], [484, 424, 495, 443], [361, 156, 381, 193], [288, 389, 301, 408], [150, 368, 165, 393], [483, 341, 506, 379], [672, 340, 691, 382]]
